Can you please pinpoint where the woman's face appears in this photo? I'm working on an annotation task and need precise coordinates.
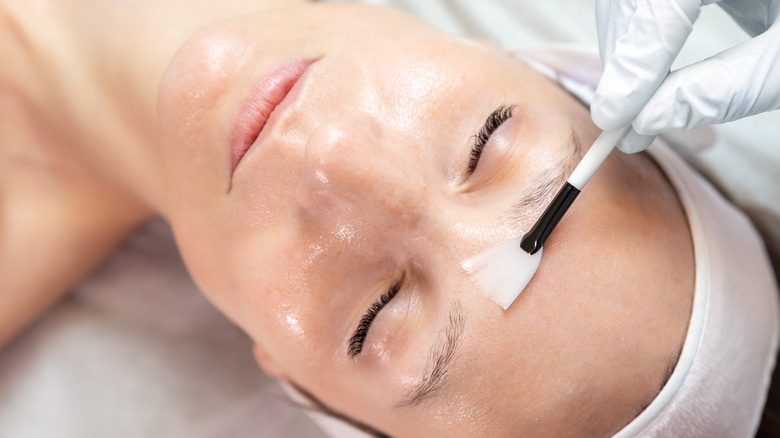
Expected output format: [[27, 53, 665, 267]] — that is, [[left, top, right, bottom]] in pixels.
[[158, 4, 693, 437]]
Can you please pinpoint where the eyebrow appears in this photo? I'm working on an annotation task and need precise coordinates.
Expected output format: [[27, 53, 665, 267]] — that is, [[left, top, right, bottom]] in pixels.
[[397, 302, 466, 408], [502, 130, 583, 227]]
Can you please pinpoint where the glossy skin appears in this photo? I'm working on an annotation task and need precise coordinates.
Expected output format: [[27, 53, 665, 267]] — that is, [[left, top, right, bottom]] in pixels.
[[0, 1, 693, 436], [157, 4, 693, 437]]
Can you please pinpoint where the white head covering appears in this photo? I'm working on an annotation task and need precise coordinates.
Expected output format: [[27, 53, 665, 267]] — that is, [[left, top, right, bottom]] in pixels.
[[290, 47, 780, 438], [614, 136, 779, 437], [517, 46, 780, 437]]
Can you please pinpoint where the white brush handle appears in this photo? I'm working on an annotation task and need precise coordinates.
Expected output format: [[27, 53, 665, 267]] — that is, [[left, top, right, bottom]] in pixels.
[[567, 126, 630, 190]]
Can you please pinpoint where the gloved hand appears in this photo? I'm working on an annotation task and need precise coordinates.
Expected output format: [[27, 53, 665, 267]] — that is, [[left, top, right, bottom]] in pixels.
[[591, 0, 780, 153]]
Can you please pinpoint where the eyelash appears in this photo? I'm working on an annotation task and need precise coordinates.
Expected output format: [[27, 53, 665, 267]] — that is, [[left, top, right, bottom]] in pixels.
[[348, 279, 402, 358], [468, 105, 516, 173]]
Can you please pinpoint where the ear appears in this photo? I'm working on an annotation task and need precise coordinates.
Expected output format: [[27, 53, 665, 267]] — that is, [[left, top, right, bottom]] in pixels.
[[252, 342, 286, 379]]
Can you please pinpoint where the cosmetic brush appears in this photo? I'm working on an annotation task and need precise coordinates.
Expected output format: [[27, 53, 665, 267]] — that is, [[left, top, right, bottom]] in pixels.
[[462, 126, 630, 310]]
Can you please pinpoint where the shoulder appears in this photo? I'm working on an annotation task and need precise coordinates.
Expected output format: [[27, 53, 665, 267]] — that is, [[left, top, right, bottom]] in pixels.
[[0, 90, 151, 300], [0, 88, 154, 347]]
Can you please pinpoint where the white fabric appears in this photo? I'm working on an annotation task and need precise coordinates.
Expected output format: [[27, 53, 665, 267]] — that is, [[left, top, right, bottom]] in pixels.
[[615, 138, 779, 437], [0, 219, 324, 437], [591, 0, 780, 154], [517, 46, 780, 437], [2, 2, 779, 438]]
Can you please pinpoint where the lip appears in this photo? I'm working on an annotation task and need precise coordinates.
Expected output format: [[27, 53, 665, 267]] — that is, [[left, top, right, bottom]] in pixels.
[[229, 57, 316, 186]]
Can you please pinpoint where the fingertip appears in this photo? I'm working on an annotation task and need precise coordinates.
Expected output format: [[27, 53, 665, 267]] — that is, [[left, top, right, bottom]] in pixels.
[[591, 62, 645, 129], [591, 92, 632, 130], [616, 128, 655, 153]]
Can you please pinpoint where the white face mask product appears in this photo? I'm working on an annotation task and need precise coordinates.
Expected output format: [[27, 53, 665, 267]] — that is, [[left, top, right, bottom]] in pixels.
[[461, 235, 542, 310], [462, 126, 629, 310]]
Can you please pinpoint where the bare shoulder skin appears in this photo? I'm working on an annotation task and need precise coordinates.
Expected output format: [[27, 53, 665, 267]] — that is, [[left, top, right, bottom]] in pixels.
[[0, 4, 150, 346]]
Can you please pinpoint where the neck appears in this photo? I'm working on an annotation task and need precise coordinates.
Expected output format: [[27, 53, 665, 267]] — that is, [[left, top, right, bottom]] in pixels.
[[1, 0, 304, 217]]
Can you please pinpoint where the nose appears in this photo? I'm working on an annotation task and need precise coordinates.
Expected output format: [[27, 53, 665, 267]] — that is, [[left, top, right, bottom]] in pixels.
[[296, 114, 423, 226]]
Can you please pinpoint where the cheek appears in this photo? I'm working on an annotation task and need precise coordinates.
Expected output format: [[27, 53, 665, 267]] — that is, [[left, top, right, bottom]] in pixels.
[[159, 26, 253, 118], [158, 28, 253, 154], [158, 29, 254, 212], [170, 222, 238, 323]]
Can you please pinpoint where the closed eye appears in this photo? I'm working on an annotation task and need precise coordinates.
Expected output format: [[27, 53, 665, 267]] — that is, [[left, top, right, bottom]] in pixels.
[[348, 277, 403, 358], [468, 104, 516, 174]]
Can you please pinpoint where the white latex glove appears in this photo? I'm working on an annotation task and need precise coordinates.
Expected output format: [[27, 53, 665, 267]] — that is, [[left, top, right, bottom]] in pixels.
[[591, 0, 780, 153]]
